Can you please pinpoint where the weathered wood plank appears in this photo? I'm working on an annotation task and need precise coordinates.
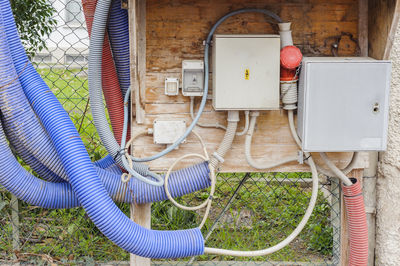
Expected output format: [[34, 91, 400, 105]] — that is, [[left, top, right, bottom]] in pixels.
[[129, 0, 146, 123], [146, 0, 358, 71], [358, 0, 368, 56], [368, 0, 400, 59]]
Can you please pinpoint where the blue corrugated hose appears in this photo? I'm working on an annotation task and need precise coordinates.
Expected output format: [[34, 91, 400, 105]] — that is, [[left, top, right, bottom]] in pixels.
[[0, 0, 205, 258], [0, 17, 210, 206]]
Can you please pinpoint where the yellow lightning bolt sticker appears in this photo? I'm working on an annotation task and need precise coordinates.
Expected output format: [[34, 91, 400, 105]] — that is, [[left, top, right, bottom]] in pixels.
[[245, 69, 250, 80]]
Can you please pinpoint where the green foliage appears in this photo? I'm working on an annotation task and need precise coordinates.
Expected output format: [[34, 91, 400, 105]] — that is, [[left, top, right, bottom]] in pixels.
[[10, 0, 57, 59], [305, 202, 333, 255]]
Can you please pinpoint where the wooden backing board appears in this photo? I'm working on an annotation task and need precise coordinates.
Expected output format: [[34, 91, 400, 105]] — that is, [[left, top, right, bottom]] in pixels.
[[131, 0, 370, 173]]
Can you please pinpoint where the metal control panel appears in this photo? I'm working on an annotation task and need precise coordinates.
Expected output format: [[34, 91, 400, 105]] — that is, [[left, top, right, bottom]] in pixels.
[[297, 57, 391, 152], [212, 34, 280, 110]]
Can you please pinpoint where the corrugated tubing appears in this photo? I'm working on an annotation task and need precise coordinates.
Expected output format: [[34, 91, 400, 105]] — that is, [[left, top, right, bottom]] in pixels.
[[0, 0, 205, 257]]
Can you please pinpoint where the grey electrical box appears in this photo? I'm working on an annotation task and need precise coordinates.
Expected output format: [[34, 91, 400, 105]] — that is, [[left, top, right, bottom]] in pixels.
[[212, 34, 280, 110], [297, 57, 391, 152], [182, 60, 204, 97]]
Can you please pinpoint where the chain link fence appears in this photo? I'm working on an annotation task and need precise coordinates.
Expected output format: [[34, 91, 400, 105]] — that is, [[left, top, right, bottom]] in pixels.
[[0, 1, 341, 265]]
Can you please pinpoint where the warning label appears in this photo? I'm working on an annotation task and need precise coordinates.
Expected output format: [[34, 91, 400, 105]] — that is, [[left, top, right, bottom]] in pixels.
[[245, 69, 250, 80]]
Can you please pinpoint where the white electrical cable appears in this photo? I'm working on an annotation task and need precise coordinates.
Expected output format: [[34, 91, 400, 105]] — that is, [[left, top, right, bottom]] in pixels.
[[287, 110, 301, 148], [121, 129, 149, 184], [312, 152, 360, 177], [286, 110, 359, 177], [204, 110, 319, 257], [287, 111, 353, 186], [236, 111, 250, 136], [319, 152, 352, 186], [245, 112, 298, 169], [190, 96, 227, 130], [163, 130, 216, 229], [125, 129, 149, 153]]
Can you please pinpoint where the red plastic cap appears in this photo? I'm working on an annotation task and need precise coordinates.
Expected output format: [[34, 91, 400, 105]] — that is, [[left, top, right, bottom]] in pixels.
[[280, 67, 297, 81], [280, 45, 302, 70]]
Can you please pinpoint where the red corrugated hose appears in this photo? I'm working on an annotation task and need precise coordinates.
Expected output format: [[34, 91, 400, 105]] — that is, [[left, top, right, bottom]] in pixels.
[[82, 0, 127, 144], [342, 178, 369, 266]]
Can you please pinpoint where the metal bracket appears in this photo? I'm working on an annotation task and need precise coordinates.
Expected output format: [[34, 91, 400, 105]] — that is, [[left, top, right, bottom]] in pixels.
[[298, 150, 304, 165]]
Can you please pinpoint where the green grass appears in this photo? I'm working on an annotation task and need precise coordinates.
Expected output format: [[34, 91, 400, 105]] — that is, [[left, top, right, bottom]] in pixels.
[[0, 68, 336, 264], [37, 67, 106, 161]]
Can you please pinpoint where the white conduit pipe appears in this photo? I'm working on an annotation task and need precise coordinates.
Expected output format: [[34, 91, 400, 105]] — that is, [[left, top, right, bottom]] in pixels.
[[320, 152, 352, 186], [190, 96, 227, 130], [204, 110, 319, 256], [278, 22, 293, 48], [209, 111, 239, 169], [236, 111, 250, 136], [313, 152, 360, 177], [245, 112, 298, 169]]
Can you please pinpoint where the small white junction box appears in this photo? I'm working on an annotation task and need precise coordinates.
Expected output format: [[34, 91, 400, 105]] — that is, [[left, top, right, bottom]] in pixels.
[[212, 34, 280, 110], [297, 57, 391, 152], [153, 120, 186, 145]]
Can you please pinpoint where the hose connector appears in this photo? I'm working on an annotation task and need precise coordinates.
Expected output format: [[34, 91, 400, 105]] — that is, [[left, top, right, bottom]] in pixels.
[[227, 110, 240, 122], [280, 45, 302, 110], [250, 111, 260, 117]]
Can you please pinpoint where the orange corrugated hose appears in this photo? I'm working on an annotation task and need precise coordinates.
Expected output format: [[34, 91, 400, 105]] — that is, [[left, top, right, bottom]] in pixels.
[[82, 0, 128, 145], [342, 178, 369, 266]]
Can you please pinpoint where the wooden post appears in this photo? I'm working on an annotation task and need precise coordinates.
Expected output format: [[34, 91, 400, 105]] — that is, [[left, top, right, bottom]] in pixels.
[[358, 0, 368, 56], [368, 0, 400, 59], [11, 194, 19, 260], [129, 0, 146, 124], [363, 152, 378, 266], [130, 203, 152, 266], [368, 2, 400, 264], [330, 177, 341, 265], [129, 1, 150, 265]]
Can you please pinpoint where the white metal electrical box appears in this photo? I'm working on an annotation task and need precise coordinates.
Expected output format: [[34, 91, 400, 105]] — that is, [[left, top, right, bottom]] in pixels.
[[212, 34, 280, 110], [297, 57, 391, 152]]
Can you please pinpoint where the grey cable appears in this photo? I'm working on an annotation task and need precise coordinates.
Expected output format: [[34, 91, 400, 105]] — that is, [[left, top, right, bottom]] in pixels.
[[89, 0, 163, 186], [89, 0, 121, 163]]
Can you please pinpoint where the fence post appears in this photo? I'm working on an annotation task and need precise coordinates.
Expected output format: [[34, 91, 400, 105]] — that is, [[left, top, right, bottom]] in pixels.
[[11, 194, 20, 260], [330, 177, 341, 265], [130, 203, 152, 266]]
